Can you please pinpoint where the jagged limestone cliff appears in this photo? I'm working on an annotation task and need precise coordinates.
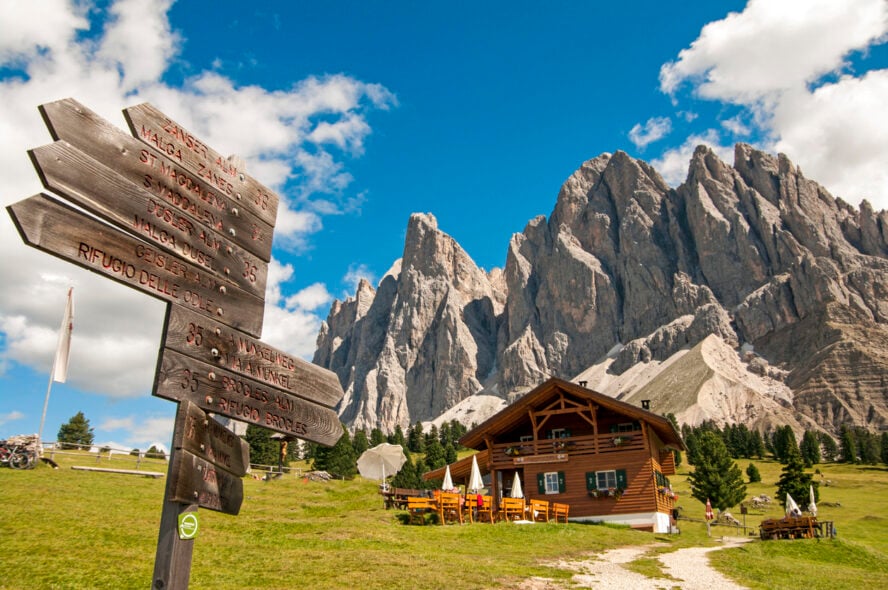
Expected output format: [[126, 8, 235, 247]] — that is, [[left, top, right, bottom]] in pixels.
[[314, 144, 888, 435]]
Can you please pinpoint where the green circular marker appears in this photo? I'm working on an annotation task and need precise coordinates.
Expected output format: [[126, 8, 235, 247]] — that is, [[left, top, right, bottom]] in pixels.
[[178, 512, 199, 540]]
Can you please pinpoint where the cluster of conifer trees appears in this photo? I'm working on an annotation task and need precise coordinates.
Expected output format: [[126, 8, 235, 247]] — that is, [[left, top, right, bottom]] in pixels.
[[244, 420, 469, 485]]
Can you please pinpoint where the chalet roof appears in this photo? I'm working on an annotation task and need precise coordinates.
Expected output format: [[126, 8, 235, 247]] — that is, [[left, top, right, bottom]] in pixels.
[[459, 377, 685, 450], [422, 449, 490, 482]]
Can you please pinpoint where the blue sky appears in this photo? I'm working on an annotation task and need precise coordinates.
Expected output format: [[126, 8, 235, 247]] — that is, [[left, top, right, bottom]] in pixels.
[[1, 0, 886, 452]]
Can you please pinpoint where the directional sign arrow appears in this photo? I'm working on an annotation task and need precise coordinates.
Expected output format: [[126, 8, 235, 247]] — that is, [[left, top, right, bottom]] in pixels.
[[172, 401, 251, 477], [162, 305, 344, 409], [38, 98, 273, 262], [170, 448, 244, 515], [7, 194, 264, 337], [124, 102, 279, 228], [154, 349, 343, 446], [29, 141, 268, 301]]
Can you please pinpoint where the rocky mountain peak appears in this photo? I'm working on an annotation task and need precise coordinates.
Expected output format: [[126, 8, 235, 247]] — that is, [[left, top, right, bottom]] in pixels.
[[315, 144, 888, 436]]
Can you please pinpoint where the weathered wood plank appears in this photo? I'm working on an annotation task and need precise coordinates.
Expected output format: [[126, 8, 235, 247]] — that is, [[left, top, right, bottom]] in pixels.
[[29, 141, 268, 301], [172, 400, 251, 477], [170, 448, 244, 515], [39, 98, 273, 262], [7, 194, 264, 337], [71, 466, 165, 478], [123, 102, 279, 228], [162, 305, 344, 409], [153, 349, 343, 446]]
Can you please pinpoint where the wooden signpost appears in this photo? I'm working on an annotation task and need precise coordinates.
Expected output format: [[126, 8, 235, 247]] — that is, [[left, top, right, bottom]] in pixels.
[[6, 98, 345, 589]]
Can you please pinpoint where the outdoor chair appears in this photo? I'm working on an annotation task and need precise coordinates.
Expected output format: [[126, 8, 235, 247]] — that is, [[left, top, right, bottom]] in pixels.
[[463, 493, 478, 523], [551, 502, 569, 523], [406, 497, 436, 525], [529, 498, 549, 522], [437, 492, 463, 525], [476, 495, 494, 524], [498, 497, 526, 522]]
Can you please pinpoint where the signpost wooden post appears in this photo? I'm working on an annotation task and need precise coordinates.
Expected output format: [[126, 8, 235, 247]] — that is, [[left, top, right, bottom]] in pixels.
[[6, 98, 346, 589]]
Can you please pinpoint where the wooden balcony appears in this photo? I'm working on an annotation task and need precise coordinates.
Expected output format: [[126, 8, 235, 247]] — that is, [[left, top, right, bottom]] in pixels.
[[489, 431, 645, 469]]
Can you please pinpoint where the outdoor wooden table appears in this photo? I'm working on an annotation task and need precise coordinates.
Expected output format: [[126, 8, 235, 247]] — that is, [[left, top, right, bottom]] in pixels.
[[406, 497, 438, 525]]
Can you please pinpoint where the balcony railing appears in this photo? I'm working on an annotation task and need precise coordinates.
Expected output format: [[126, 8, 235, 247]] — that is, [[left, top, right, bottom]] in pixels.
[[489, 431, 645, 468]]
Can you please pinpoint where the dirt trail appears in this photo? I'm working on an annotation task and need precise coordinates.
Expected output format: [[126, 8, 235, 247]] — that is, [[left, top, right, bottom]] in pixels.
[[518, 537, 750, 590]]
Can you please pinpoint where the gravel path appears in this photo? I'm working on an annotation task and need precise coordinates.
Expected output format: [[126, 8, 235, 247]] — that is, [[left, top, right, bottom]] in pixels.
[[518, 538, 750, 590]]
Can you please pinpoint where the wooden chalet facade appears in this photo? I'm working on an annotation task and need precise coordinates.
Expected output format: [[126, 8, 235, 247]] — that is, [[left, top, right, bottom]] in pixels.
[[447, 378, 685, 532]]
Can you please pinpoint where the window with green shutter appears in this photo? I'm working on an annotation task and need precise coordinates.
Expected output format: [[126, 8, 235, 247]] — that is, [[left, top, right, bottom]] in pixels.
[[540, 471, 565, 494]]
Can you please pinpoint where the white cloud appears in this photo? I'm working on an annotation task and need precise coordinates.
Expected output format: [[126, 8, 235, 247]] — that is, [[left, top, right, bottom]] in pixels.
[[628, 116, 672, 150], [342, 264, 378, 294], [285, 283, 333, 312], [720, 115, 750, 137], [0, 1, 392, 401], [0, 411, 25, 427], [772, 71, 888, 203], [97, 415, 174, 450], [660, 0, 886, 101], [651, 130, 734, 188], [97, 0, 179, 88], [260, 260, 332, 358], [98, 417, 135, 431], [657, 0, 888, 207]]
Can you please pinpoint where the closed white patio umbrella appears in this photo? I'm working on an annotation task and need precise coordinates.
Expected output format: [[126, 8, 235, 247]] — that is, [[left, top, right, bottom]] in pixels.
[[442, 464, 454, 490], [467, 455, 483, 492], [510, 471, 523, 499], [785, 493, 801, 517]]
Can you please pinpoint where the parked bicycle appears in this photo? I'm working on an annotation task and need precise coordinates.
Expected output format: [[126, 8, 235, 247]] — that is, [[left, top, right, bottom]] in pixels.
[[0, 439, 38, 469]]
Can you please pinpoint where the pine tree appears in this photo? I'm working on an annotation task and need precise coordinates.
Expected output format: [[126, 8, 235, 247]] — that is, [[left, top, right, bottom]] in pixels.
[[839, 425, 857, 463], [750, 430, 767, 459], [389, 424, 406, 447], [881, 432, 888, 465], [316, 424, 357, 479], [773, 425, 799, 464], [407, 422, 426, 454], [776, 443, 818, 510], [146, 445, 166, 460], [57, 411, 94, 449], [424, 434, 446, 470], [352, 429, 370, 457], [244, 425, 279, 467], [369, 428, 387, 446], [391, 455, 421, 489], [687, 431, 746, 511], [443, 441, 457, 465], [819, 432, 838, 462], [860, 429, 880, 465], [746, 462, 761, 483], [799, 430, 821, 467]]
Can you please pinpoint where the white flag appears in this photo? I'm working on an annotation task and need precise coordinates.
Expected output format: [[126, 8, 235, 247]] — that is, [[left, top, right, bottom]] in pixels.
[[52, 287, 74, 383]]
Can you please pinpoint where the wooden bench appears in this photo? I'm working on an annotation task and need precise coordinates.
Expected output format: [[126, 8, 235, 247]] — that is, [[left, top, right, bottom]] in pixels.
[[406, 497, 436, 525], [498, 497, 526, 522], [476, 495, 494, 524], [529, 498, 549, 522], [463, 493, 478, 523], [551, 502, 569, 523], [384, 487, 428, 510], [437, 492, 463, 525]]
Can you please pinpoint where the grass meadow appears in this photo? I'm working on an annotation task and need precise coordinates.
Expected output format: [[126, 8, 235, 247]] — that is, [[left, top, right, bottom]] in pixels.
[[0, 450, 886, 589]]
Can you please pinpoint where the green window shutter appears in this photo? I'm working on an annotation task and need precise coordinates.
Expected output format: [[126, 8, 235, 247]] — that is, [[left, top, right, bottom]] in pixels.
[[537, 473, 545, 494], [616, 469, 627, 489], [585, 471, 596, 491], [557, 471, 566, 493], [565, 429, 572, 438]]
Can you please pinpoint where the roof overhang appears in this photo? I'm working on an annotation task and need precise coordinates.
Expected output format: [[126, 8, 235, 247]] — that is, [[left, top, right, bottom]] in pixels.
[[459, 377, 685, 451]]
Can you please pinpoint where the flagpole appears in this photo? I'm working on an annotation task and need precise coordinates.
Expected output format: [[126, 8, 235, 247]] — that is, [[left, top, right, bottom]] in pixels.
[[38, 359, 56, 441], [39, 287, 74, 441]]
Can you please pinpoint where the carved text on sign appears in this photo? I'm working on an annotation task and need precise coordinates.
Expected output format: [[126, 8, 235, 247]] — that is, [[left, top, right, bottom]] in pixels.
[[7, 194, 264, 337]]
